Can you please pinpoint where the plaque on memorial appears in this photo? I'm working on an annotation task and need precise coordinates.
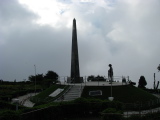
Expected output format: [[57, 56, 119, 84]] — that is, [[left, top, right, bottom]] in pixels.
[[89, 90, 102, 96]]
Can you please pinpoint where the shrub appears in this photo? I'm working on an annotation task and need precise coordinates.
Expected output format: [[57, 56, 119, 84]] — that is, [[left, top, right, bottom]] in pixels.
[[128, 115, 142, 120], [0, 100, 26, 110], [0, 110, 20, 120], [101, 108, 123, 120], [138, 76, 147, 88]]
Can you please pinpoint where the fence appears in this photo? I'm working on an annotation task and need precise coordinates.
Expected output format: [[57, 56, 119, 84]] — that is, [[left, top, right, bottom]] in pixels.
[[58, 76, 130, 86]]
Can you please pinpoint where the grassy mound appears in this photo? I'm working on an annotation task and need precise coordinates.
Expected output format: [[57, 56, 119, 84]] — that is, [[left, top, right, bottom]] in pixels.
[[30, 84, 69, 104], [81, 85, 157, 103]]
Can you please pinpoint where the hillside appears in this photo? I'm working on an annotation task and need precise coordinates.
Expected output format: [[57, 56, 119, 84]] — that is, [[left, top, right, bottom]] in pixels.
[[30, 84, 69, 104], [81, 85, 157, 103]]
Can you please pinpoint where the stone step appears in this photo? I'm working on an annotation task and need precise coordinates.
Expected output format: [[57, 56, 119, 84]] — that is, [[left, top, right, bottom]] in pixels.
[[64, 95, 80, 98], [62, 85, 84, 101], [65, 93, 79, 95]]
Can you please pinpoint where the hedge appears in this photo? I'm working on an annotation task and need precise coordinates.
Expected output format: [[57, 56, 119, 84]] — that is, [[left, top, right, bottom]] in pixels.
[[20, 98, 123, 120]]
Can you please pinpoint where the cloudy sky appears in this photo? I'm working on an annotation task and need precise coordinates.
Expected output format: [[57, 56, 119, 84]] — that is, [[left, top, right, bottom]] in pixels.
[[0, 0, 160, 88]]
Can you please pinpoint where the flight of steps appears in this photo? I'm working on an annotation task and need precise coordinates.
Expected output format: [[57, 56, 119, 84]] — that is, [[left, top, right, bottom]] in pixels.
[[63, 85, 84, 101]]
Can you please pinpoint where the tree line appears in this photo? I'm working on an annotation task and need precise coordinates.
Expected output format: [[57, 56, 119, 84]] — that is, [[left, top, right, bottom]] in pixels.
[[28, 70, 59, 87]]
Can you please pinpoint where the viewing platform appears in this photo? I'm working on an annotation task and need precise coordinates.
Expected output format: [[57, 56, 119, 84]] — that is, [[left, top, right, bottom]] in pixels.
[[58, 81, 129, 86], [58, 76, 131, 86]]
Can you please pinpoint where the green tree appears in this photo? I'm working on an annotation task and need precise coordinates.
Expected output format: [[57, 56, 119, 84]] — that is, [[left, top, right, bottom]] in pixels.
[[95, 75, 105, 81], [29, 74, 44, 82], [87, 75, 95, 81], [138, 76, 147, 88], [44, 71, 59, 83], [28, 71, 59, 87]]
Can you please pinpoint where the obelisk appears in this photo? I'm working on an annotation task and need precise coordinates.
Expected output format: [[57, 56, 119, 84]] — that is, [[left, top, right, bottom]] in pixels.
[[70, 18, 81, 83]]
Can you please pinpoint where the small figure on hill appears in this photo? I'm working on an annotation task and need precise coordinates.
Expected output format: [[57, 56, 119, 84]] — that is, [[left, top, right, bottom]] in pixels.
[[108, 64, 113, 82]]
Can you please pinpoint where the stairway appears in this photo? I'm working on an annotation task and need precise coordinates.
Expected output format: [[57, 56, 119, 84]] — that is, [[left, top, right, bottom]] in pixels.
[[63, 85, 84, 101]]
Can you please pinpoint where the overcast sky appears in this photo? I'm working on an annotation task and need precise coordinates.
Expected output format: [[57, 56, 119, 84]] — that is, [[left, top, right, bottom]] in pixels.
[[0, 0, 160, 88]]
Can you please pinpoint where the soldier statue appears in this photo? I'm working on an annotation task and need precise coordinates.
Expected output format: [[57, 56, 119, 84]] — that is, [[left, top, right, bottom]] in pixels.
[[108, 64, 113, 82]]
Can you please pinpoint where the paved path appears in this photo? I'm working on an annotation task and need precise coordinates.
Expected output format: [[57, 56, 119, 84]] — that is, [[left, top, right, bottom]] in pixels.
[[12, 93, 38, 107], [153, 94, 160, 98], [124, 94, 160, 117], [124, 107, 160, 117]]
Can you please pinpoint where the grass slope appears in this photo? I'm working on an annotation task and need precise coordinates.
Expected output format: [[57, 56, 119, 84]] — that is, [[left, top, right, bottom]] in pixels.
[[81, 85, 157, 103], [31, 84, 68, 103]]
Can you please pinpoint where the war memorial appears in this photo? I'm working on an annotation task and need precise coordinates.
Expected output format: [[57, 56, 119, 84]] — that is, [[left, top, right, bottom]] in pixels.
[[69, 18, 82, 83], [66, 18, 129, 86], [3, 19, 160, 120]]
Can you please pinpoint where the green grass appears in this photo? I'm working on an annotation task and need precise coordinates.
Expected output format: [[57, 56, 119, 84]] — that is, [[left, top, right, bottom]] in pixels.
[[30, 84, 69, 103], [81, 85, 157, 103], [0, 83, 37, 101]]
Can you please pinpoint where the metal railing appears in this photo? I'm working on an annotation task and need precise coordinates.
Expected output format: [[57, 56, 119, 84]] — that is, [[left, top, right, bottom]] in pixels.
[[57, 76, 130, 86], [54, 85, 73, 101]]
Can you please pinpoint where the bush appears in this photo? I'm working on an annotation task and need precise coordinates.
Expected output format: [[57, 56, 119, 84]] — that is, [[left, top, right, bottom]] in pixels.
[[20, 98, 123, 120], [128, 115, 142, 120], [138, 76, 147, 88], [101, 108, 123, 120], [73, 98, 123, 116], [0, 110, 20, 120], [0, 100, 26, 110]]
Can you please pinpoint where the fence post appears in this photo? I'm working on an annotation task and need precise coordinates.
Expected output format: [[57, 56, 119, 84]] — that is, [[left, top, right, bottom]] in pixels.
[[126, 104, 128, 118], [98, 78, 99, 86], [67, 76, 69, 85], [64, 77, 65, 85], [122, 76, 123, 85]]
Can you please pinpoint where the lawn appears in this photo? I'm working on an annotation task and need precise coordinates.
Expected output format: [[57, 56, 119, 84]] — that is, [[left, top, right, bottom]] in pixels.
[[81, 85, 157, 103], [30, 84, 69, 104]]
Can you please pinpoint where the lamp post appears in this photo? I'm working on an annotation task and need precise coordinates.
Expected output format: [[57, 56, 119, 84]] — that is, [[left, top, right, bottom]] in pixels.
[[111, 77, 112, 97], [34, 65, 36, 95], [12, 98, 19, 111], [108, 79, 114, 101]]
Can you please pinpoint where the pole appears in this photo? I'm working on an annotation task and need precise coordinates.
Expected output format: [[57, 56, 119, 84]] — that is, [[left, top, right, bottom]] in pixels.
[[98, 78, 99, 86], [16, 103, 18, 111], [154, 73, 155, 89], [34, 65, 36, 95], [81, 78, 82, 90], [111, 77, 112, 97]]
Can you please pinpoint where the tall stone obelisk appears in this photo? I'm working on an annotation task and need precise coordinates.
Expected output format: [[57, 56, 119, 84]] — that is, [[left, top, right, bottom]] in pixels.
[[70, 18, 81, 83]]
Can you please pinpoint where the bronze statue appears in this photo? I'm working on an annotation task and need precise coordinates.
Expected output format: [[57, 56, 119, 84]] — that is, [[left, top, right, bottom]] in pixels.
[[108, 64, 113, 82]]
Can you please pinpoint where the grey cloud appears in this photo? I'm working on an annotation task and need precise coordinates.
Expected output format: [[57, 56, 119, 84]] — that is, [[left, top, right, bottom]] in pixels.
[[0, 0, 160, 88]]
